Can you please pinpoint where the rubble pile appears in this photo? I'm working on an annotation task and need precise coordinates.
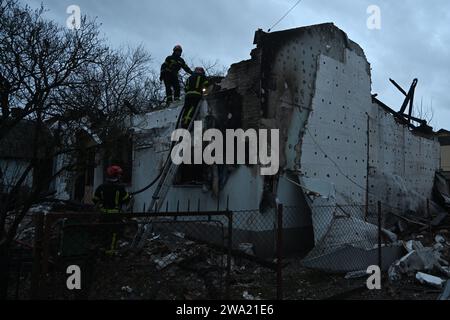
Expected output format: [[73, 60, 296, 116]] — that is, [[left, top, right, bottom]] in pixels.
[[388, 231, 450, 298], [9, 201, 95, 244]]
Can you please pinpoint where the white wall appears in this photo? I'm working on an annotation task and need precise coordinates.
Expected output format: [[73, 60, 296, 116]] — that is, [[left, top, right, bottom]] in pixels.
[[265, 25, 440, 213], [131, 101, 266, 217]]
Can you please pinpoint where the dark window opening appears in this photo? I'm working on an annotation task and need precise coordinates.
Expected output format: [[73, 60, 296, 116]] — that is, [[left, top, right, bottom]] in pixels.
[[174, 163, 208, 186], [173, 145, 208, 186]]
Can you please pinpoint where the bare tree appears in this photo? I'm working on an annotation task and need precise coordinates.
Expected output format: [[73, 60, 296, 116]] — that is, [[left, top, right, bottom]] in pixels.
[[181, 57, 227, 90], [199, 59, 228, 78], [0, 0, 115, 298], [0, 0, 176, 298], [0, 0, 107, 139]]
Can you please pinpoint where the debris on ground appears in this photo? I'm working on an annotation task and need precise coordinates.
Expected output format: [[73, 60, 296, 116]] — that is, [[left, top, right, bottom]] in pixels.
[[415, 272, 445, 289], [83, 229, 274, 300], [242, 291, 260, 300], [389, 242, 449, 281], [154, 253, 180, 270], [121, 286, 133, 293], [438, 280, 450, 300], [435, 235, 446, 244], [173, 232, 185, 239], [387, 224, 450, 294], [344, 270, 368, 280], [238, 243, 255, 256]]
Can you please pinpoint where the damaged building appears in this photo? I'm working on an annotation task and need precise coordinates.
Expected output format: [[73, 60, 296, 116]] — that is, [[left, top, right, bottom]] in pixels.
[[91, 23, 442, 265]]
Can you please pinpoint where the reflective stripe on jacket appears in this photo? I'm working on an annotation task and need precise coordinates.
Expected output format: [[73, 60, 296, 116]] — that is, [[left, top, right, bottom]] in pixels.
[[161, 55, 192, 76], [93, 182, 130, 213], [185, 74, 209, 96]]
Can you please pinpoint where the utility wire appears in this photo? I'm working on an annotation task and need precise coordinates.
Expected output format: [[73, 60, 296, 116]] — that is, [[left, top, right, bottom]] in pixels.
[[268, 0, 303, 32]]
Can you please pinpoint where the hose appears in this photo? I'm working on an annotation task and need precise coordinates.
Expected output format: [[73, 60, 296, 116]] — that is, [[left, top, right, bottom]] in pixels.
[[129, 102, 187, 196]]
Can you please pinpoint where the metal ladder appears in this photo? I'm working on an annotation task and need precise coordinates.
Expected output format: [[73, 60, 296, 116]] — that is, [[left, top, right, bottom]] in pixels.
[[131, 99, 204, 249], [148, 99, 204, 213]]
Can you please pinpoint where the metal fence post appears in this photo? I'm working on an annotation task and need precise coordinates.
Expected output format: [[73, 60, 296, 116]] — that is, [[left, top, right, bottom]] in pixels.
[[277, 204, 283, 300], [377, 202, 382, 270], [31, 212, 44, 299], [226, 211, 232, 299], [40, 214, 53, 299]]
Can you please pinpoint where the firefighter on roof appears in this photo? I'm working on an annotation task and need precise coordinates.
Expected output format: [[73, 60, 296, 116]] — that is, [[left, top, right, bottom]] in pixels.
[[181, 67, 209, 128], [160, 45, 193, 104]]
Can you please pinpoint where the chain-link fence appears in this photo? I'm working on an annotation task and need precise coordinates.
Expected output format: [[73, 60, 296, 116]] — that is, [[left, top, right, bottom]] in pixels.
[[28, 211, 233, 300], [297, 204, 384, 273], [225, 203, 398, 300], [6, 201, 432, 300], [226, 206, 282, 300]]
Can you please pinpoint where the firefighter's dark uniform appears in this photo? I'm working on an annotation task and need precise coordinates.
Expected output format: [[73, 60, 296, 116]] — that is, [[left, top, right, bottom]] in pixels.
[[181, 74, 209, 128], [92, 181, 130, 253], [160, 55, 193, 103]]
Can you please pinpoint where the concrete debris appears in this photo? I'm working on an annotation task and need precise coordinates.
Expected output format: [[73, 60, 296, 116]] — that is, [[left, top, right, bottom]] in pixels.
[[404, 240, 424, 252], [434, 243, 445, 252], [403, 248, 443, 272], [382, 229, 398, 243], [388, 264, 402, 282], [415, 272, 445, 289], [438, 280, 450, 300], [431, 212, 448, 227], [440, 266, 450, 274], [435, 235, 446, 244], [121, 286, 133, 293], [242, 291, 260, 300], [173, 232, 185, 239], [344, 270, 368, 279], [389, 240, 450, 282], [28, 203, 53, 214], [154, 253, 180, 270], [119, 241, 129, 248], [148, 234, 161, 242], [238, 243, 255, 256]]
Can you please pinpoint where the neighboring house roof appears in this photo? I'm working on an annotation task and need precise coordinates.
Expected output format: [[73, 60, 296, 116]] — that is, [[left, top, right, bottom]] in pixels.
[[0, 120, 53, 160]]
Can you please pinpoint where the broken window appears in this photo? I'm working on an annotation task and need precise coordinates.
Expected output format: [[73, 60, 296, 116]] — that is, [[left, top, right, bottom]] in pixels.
[[174, 163, 208, 186], [172, 143, 208, 186]]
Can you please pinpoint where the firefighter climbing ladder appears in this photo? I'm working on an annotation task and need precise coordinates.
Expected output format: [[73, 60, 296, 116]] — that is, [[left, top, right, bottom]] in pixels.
[[131, 99, 204, 249]]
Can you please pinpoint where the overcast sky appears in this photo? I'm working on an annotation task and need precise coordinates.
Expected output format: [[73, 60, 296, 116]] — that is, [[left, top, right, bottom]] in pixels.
[[25, 0, 450, 130]]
